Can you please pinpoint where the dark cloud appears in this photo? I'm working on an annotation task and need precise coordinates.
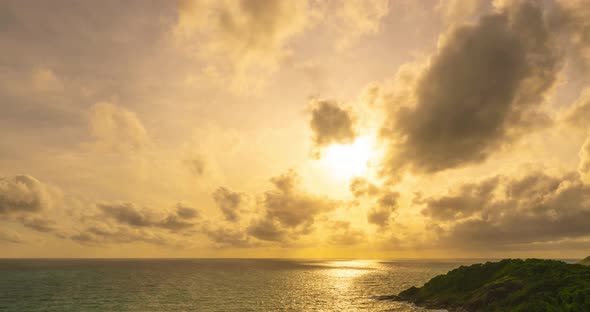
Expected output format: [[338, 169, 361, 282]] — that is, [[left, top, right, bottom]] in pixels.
[[247, 170, 336, 242], [420, 176, 500, 221], [309, 100, 356, 156], [0, 175, 52, 214], [98, 202, 199, 232], [381, 1, 560, 176], [176, 203, 200, 219], [0, 175, 65, 236], [422, 169, 590, 248], [247, 219, 288, 242], [367, 192, 399, 227], [212, 187, 244, 222], [247, 219, 286, 242]]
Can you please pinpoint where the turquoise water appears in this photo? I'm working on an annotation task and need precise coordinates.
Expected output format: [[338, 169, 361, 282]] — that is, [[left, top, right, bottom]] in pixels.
[[0, 259, 481, 311]]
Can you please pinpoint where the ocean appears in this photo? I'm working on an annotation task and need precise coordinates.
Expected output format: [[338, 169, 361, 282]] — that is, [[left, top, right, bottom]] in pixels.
[[0, 258, 487, 311]]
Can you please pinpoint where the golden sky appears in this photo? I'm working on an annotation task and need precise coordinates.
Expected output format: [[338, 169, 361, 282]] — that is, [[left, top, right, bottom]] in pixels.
[[2, 0, 590, 258]]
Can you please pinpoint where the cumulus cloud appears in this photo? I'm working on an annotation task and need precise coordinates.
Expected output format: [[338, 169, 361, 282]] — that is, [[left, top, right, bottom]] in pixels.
[[0, 175, 68, 237], [98, 202, 199, 232], [381, 1, 561, 176], [69, 202, 201, 247], [367, 192, 399, 227], [88, 102, 149, 152], [421, 168, 590, 248], [247, 170, 336, 242], [0, 175, 54, 215], [212, 187, 244, 222], [327, 221, 366, 245], [247, 218, 286, 242], [420, 176, 500, 221], [309, 100, 356, 156], [175, 0, 310, 89]]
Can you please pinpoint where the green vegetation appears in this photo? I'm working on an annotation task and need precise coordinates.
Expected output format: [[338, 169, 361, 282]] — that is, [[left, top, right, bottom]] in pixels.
[[392, 259, 590, 312], [578, 256, 590, 266]]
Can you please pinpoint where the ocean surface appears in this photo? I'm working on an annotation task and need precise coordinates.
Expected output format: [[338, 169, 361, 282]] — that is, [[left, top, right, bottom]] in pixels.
[[0, 258, 492, 311]]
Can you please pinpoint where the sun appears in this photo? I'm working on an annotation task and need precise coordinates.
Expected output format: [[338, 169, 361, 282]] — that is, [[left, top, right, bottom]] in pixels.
[[322, 136, 375, 179]]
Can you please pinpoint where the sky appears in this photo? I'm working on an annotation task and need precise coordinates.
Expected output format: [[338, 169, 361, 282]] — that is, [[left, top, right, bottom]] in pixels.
[[1, 0, 590, 258]]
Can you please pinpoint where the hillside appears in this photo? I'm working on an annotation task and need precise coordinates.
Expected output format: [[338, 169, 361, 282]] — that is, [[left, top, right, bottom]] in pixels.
[[389, 259, 590, 311], [577, 256, 590, 266]]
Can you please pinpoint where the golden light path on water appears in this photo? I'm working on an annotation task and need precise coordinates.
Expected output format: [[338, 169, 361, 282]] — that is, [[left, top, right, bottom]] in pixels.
[[307, 259, 446, 311]]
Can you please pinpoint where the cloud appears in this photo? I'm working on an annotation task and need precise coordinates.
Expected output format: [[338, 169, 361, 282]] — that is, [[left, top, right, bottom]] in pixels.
[[309, 100, 356, 156], [563, 88, 590, 128], [550, 0, 590, 73], [98, 202, 199, 232], [579, 134, 590, 181], [70, 202, 201, 247], [327, 221, 366, 245], [349, 177, 380, 198], [203, 226, 254, 248], [420, 176, 500, 221], [334, 0, 390, 49], [348, 178, 399, 227], [421, 167, 590, 248], [0, 175, 54, 215], [247, 218, 286, 242], [175, 0, 310, 89], [88, 101, 149, 152], [247, 169, 336, 242], [381, 1, 560, 176], [69, 224, 183, 247], [0, 229, 25, 244], [186, 154, 206, 176], [0, 175, 69, 237], [436, 0, 487, 25], [367, 192, 399, 227], [31, 67, 63, 93], [18, 215, 60, 233], [212, 187, 244, 222]]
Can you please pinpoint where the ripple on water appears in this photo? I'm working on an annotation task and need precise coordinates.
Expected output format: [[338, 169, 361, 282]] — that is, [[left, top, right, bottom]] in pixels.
[[0, 259, 480, 311]]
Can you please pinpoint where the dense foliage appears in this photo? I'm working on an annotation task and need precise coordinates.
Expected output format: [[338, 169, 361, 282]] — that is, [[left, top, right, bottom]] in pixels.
[[578, 256, 590, 266], [395, 259, 590, 312]]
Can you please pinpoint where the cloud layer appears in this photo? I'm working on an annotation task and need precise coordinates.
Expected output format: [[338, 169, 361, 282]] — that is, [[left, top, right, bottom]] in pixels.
[[381, 1, 560, 176]]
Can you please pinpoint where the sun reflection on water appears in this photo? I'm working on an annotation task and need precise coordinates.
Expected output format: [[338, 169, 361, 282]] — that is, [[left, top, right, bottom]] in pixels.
[[322, 260, 377, 291]]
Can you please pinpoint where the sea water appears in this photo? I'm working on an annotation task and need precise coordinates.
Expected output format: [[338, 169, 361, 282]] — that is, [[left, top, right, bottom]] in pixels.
[[0, 258, 484, 311]]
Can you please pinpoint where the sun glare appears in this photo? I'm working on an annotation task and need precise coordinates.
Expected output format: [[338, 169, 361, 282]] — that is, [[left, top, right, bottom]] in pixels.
[[322, 136, 374, 179]]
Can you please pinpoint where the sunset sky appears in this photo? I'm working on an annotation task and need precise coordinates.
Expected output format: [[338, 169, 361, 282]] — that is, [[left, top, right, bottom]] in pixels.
[[2, 0, 590, 258]]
